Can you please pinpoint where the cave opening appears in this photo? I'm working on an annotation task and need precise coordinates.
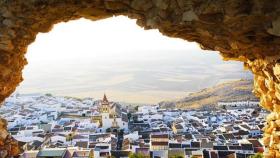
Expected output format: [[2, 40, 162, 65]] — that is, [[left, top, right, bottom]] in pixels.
[[0, 16, 262, 158], [18, 16, 251, 104], [0, 1, 280, 157]]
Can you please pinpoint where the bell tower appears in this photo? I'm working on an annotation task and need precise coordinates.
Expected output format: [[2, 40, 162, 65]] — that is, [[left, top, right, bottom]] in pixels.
[[100, 94, 110, 113]]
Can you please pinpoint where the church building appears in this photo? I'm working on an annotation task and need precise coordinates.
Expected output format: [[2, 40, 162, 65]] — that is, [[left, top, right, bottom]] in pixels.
[[96, 94, 128, 132]]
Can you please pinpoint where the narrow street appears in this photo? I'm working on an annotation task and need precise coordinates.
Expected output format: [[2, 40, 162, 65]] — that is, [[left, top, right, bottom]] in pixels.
[[116, 130, 124, 150]]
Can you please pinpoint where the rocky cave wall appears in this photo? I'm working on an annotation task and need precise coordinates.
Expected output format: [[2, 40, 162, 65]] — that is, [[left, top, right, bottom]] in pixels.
[[0, 0, 280, 157]]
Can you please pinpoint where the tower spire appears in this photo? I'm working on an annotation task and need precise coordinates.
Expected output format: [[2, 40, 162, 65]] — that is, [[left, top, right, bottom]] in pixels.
[[103, 93, 108, 103]]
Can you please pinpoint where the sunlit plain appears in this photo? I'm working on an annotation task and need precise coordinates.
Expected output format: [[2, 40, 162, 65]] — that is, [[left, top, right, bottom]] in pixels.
[[17, 16, 252, 104]]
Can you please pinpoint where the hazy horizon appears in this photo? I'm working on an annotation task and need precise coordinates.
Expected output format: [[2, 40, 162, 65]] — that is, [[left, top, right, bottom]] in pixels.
[[16, 16, 253, 104]]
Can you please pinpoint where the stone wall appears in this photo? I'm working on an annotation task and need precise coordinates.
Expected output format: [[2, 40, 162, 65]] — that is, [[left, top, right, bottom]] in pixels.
[[0, 0, 280, 157]]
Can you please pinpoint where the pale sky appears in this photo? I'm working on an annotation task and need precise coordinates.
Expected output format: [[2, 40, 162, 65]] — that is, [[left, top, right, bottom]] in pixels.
[[25, 16, 200, 62], [17, 16, 252, 104]]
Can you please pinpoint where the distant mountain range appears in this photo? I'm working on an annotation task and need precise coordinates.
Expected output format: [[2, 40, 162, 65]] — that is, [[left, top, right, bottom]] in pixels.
[[158, 79, 259, 109]]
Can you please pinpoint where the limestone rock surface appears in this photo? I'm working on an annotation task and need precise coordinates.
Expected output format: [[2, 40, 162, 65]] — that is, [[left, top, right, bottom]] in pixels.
[[0, 0, 280, 157]]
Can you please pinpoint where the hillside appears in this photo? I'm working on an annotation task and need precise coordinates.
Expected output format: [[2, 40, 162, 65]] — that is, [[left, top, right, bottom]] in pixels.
[[159, 79, 258, 109]]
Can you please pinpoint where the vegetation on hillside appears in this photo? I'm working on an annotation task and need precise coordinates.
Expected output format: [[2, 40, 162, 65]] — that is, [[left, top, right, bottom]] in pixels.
[[159, 79, 258, 109]]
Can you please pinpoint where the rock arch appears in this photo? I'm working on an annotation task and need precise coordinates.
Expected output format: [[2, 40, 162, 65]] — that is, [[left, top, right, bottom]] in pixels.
[[0, 0, 280, 157]]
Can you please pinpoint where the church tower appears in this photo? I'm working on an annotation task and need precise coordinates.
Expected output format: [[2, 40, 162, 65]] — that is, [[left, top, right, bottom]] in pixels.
[[100, 94, 111, 132], [100, 94, 110, 113]]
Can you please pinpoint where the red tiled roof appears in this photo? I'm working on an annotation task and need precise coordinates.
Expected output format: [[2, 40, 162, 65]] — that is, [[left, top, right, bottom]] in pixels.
[[248, 139, 263, 147], [254, 147, 264, 153], [151, 134, 168, 138], [210, 151, 218, 158], [151, 142, 168, 146]]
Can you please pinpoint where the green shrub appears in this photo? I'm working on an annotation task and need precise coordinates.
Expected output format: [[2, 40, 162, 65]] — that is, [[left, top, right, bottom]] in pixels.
[[129, 153, 148, 158], [249, 153, 263, 158]]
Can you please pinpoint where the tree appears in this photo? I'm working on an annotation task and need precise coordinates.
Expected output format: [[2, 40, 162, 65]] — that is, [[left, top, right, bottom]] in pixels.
[[106, 128, 111, 133], [129, 153, 148, 158], [119, 129, 124, 135], [113, 129, 118, 133], [249, 153, 263, 158], [127, 112, 132, 122], [132, 115, 138, 122], [134, 106, 139, 111], [45, 93, 52, 97]]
